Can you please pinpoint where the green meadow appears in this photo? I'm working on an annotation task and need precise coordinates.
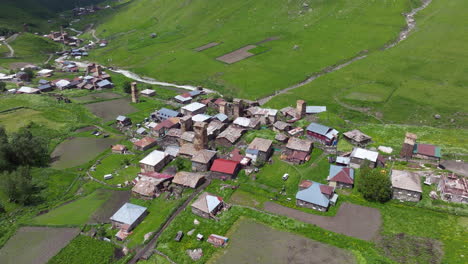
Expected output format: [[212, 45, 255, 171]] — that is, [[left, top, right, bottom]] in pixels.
[[90, 0, 415, 99]]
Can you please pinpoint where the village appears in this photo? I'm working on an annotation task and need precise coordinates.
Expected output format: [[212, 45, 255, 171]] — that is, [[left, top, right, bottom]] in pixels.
[[0, 56, 466, 263], [0, 1, 467, 263]]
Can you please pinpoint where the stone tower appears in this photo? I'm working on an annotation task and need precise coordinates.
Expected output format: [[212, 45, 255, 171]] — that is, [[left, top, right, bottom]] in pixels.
[[131, 82, 139, 103], [180, 116, 193, 132], [296, 100, 306, 119], [233, 99, 243, 118], [193, 122, 208, 151]]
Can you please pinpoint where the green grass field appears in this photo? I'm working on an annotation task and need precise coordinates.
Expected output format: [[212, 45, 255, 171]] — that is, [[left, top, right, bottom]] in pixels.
[[89, 0, 414, 99], [31, 189, 115, 226], [90, 154, 141, 185], [266, 0, 468, 127], [48, 235, 117, 264]]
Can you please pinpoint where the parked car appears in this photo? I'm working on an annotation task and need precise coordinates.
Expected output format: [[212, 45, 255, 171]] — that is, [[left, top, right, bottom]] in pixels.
[[282, 173, 289, 181]]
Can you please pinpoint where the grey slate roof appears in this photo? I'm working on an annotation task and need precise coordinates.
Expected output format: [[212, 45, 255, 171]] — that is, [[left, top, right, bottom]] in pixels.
[[97, 79, 112, 87], [110, 203, 147, 225], [213, 113, 228, 122], [306, 106, 327, 114], [296, 181, 330, 208], [157, 108, 180, 118]]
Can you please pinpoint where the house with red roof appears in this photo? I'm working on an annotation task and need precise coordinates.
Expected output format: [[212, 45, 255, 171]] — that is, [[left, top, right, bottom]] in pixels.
[[327, 165, 355, 189], [133, 137, 157, 151], [210, 159, 241, 180], [152, 118, 180, 137], [413, 143, 441, 161]]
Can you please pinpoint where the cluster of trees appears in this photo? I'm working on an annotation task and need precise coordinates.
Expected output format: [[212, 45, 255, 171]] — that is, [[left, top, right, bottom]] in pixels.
[[0, 126, 49, 205], [356, 161, 392, 203], [0, 82, 6, 92]]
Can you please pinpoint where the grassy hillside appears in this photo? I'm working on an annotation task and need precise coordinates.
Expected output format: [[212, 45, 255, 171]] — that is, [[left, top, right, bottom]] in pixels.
[[0, 0, 108, 33], [0, 33, 62, 67], [266, 0, 468, 128], [90, 0, 416, 99]]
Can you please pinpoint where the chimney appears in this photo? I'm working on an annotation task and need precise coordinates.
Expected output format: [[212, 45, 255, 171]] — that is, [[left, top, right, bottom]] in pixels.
[[193, 122, 208, 151], [296, 100, 306, 118], [180, 116, 193, 132], [233, 99, 243, 118], [131, 82, 139, 103]]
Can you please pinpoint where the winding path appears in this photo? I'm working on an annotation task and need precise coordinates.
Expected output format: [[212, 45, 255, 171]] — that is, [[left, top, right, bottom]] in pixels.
[[2, 33, 18, 58], [258, 0, 432, 106]]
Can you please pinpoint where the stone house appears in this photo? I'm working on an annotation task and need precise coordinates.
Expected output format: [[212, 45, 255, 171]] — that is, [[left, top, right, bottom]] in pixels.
[[437, 173, 468, 204], [172, 171, 206, 188], [246, 106, 278, 124], [215, 125, 246, 147], [116, 115, 132, 127], [391, 170, 422, 202], [152, 118, 180, 137], [343, 129, 372, 147], [110, 203, 148, 232], [181, 102, 206, 116], [327, 165, 355, 189], [132, 173, 173, 199], [400, 132, 417, 159], [350, 147, 384, 168], [139, 150, 172, 173], [245, 138, 273, 163], [191, 149, 217, 172], [285, 137, 313, 164], [191, 192, 225, 219], [272, 121, 292, 133]]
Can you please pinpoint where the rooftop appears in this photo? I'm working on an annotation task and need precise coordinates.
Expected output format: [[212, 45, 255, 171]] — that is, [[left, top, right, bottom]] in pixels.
[[110, 203, 147, 225], [139, 150, 168, 166], [182, 102, 206, 112], [173, 171, 205, 188], [286, 137, 313, 152], [247, 138, 273, 153], [211, 159, 239, 175], [391, 170, 422, 193], [191, 192, 223, 214], [296, 181, 332, 208], [350, 147, 379, 162]]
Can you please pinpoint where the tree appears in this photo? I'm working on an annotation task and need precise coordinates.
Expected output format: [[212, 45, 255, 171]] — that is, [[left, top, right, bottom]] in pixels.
[[122, 81, 132, 94], [0, 81, 6, 92], [1, 166, 38, 205], [0, 126, 11, 171], [23, 68, 35, 81], [9, 126, 49, 167], [357, 163, 392, 203]]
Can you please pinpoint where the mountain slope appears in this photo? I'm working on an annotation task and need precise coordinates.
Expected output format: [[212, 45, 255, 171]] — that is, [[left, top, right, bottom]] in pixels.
[[89, 0, 416, 99]]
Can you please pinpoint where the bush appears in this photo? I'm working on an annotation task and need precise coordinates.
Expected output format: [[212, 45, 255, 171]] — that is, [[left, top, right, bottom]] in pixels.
[[356, 162, 392, 203], [122, 81, 132, 93], [0, 82, 6, 92]]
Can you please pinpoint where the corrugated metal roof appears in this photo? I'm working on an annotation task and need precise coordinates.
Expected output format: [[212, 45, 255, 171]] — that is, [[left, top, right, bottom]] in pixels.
[[213, 113, 228, 122], [306, 122, 331, 136], [351, 147, 378, 162], [296, 181, 330, 208], [192, 114, 211, 122], [182, 102, 206, 112], [157, 108, 180, 118], [140, 150, 168, 166], [110, 203, 147, 225], [306, 106, 327, 114]]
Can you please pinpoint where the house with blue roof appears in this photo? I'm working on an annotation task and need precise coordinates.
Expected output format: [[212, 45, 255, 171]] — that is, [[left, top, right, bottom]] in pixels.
[[110, 203, 148, 233], [154, 108, 181, 121], [306, 122, 339, 146], [296, 180, 337, 211]]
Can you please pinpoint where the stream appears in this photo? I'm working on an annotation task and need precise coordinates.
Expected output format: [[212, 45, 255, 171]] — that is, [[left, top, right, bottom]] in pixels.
[[258, 0, 432, 105]]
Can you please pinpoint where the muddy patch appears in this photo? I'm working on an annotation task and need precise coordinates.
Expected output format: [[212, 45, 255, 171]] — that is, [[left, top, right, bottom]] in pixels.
[[378, 233, 442, 264], [212, 219, 355, 264], [72, 92, 122, 102], [264, 202, 381, 241], [74, 125, 97, 133], [195, 42, 221, 52], [89, 190, 132, 224], [51, 137, 119, 169], [216, 45, 257, 64], [0, 226, 80, 264], [85, 98, 137, 122]]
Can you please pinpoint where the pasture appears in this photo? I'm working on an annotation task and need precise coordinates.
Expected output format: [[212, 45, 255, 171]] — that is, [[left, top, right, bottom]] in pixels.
[[0, 226, 79, 264], [51, 137, 120, 169], [90, 0, 413, 99], [72, 92, 122, 102], [211, 219, 355, 264], [0, 108, 65, 133], [85, 98, 138, 122], [31, 189, 116, 226], [266, 0, 468, 127], [90, 154, 141, 185], [48, 235, 119, 264]]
